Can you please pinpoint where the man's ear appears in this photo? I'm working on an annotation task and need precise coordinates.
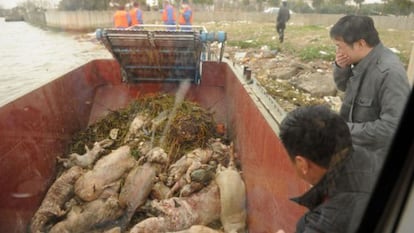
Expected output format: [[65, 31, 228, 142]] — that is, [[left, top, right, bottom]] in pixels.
[[294, 155, 309, 176], [356, 38, 368, 48]]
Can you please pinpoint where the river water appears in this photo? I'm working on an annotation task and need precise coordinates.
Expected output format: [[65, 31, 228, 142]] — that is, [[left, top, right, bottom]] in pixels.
[[0, 18, 112, 106]]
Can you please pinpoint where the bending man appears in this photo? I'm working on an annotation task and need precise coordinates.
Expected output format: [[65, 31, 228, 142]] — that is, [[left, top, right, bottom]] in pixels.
[[279, 105, 382, 232]]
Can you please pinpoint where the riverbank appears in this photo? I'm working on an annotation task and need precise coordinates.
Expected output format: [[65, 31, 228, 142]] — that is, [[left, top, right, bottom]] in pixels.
[[4, 15, 24, 22], [17, 11, 414, 110], [24, 10, 414, 32], [0, 18, 111, 107]]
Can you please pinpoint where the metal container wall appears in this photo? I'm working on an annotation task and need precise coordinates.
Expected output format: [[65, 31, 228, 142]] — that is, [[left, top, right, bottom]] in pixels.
[[0, 59, 307, 233]]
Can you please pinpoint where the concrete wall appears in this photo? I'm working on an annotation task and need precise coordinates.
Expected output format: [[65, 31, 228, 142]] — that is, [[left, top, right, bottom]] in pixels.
[[45, 10, 113, 31], [40, 10, 414, 31]]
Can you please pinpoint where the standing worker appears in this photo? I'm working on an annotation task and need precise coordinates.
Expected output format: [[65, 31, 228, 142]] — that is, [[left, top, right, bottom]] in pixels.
[[162, 0, 176, 29], [129, 2, 144, 26], [179, 0, 193, 31], [113, 5, 131, 28], [330, 15, 410, 159], [276, 1, 290, 43]]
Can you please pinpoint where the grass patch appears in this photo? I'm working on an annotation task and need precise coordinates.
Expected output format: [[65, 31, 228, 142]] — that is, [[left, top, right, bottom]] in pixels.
[[227, 39, 278, 50], [299, 45, 336, 61], [206, 22, 412, 66]]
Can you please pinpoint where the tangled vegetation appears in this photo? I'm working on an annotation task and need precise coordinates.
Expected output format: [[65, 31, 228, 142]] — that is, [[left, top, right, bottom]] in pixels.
[[67, 94, 219, 163]]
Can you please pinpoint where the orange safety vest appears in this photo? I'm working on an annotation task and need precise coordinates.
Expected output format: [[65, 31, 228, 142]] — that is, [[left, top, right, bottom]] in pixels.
[[114, 10, 129, 28], [178, 5, 192, 25], [162, 4, 176, 24], [129, 8, 143, 25]]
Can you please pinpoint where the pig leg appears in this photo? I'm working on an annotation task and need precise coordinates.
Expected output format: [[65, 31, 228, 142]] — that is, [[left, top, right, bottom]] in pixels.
[[30, 166, 83, 233]]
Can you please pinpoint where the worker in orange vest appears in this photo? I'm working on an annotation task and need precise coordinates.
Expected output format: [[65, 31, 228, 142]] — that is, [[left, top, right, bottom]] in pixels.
[[178, 0, 192, 30], [162, 0, 176, 30], [129, 2, 143, 26], [113, 5, 131, 28]]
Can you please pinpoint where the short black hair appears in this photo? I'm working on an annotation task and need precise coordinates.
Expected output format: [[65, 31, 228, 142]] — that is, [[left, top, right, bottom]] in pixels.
[[279, 105, 352, 168], [330, 15, 380, 47]]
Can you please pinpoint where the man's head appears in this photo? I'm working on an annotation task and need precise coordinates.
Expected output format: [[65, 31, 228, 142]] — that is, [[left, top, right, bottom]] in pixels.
[[279, 105, 352, 184], [282, 1, 287, 7], [330, 15, 380, 65], [133, 2, 139, 7]]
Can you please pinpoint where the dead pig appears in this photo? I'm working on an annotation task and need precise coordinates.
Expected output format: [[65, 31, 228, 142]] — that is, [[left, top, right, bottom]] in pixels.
[[30, 166, 84, 233], [57, 139, 113, 168], [75, 145, 136, 201], [179, 165, 217, 197], [48, 196, 123, 233], [167, 148, 212, 186], [118, 147, 168, 229], [129, 183, 221, 233], [215, 144, 247, 233], [167, 139, 229, 197], [119, 163, 155, 210]]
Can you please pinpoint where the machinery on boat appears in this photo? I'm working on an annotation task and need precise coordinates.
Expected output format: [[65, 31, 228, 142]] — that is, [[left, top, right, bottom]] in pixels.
[[95, 25, 227, 84]]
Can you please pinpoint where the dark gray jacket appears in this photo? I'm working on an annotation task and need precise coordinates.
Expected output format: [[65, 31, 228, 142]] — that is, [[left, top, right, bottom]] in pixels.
[[277, 6, 290, 23], [333, 43, 410, 158], [291, 147, 381, 233]]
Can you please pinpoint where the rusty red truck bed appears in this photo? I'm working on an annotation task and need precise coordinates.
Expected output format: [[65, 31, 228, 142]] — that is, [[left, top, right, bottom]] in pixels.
[[0, 59, 308, 233], [0, 26, 308, 233]]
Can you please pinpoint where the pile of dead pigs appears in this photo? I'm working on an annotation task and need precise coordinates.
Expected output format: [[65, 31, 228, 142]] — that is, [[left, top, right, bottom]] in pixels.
[[30, 94, 247, 233]]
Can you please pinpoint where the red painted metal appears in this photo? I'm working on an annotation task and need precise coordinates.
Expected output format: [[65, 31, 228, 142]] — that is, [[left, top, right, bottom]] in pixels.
[[218, 63, 308, 232], [0, 59, 307, 233]]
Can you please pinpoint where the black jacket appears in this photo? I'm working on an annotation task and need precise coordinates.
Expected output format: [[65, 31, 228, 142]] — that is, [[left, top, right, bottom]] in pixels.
[[277, 6, 290, 23], [291, 146, 382, 233]]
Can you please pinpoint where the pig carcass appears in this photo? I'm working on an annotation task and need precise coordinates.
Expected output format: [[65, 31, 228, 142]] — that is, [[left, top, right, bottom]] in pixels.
[[48, 196, 123, 233], [74, 145, 136, 201], [215, 143, 247, 233], [129, 182, 221, 233], [58, 139, 113, 168], [118, 147, 168, 229], [30, 166, 84, 233]]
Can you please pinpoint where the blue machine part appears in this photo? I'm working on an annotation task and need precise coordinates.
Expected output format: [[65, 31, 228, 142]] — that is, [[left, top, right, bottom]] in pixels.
[[200, 31, 227, 43], [217, 31, 227, 42], [95, 28, 103, 40]]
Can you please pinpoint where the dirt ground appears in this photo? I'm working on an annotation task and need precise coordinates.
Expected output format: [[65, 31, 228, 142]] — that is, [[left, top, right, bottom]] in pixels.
[[90, 21, 412, 112], [205, 21, 413, 112]]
